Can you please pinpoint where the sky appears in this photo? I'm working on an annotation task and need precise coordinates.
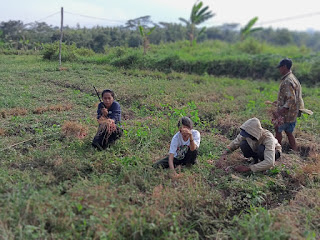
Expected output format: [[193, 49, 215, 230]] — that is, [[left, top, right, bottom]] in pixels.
[[1, 0, 320, 32]]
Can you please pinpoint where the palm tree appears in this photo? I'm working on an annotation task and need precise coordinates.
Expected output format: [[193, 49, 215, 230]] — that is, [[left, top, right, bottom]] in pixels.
[[240, 17, 263, 41], [179, 1, 214, 46]]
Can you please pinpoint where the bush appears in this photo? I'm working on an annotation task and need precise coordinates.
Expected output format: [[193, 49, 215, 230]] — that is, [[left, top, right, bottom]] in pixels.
[[75, 47, 95, 57], [108, 46, 127, 58], [40, 40, 320, 85], [110, 52, 143, 68], [42, 42, 77, 61], [237, 38, 265, 54], [42, 42, 94, 61]]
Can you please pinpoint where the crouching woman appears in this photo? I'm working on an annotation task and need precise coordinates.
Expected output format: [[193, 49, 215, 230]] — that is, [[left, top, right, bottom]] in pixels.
[[92, 89, 122, 150], [153, 117, 201, 176]]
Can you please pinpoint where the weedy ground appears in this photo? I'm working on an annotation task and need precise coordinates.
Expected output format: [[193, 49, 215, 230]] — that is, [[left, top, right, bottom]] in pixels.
[[0, 55, 319, 239]]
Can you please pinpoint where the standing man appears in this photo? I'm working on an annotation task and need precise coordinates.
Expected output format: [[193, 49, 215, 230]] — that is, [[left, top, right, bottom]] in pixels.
[[274, 58, 302, 151]]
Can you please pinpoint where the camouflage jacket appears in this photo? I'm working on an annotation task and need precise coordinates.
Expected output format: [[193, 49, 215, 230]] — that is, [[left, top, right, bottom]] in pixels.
[[277, 71, 302, 123]]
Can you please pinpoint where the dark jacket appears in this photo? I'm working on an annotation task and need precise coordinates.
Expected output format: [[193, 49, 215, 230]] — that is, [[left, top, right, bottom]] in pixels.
[[97, 101, 121, 124]]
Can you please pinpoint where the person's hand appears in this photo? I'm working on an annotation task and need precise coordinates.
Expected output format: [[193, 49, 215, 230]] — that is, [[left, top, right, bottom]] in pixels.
[[101, 107, 108, 116], [169, 170, 178, 179], [180, 127, 192, 138], [171, 173, 184, 180], [234, 165, 251, 173], [272, 110, 284, 127], [106, 119, 117, 132]]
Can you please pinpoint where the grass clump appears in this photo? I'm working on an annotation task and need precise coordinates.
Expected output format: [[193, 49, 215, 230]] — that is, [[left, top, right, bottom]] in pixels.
[[0, 107, 28, 118], [33, 104, 72, 114], [61, 121, 88, 139], [229, 207, 291, 240]]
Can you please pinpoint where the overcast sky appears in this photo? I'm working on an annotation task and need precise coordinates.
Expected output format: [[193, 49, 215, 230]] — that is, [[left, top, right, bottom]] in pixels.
[[1, 0, 320, 32]]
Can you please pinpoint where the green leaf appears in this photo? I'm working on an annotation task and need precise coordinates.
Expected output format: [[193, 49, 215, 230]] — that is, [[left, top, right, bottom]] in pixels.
[[139, 26, 145, 37], [198, 26, 206, 36], [147, 26, 156, 35], [179, 17, 190, 26]]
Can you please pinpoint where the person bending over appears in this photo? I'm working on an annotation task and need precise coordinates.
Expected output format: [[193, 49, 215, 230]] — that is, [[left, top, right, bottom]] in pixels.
[[92, 89, 122, 150], [153, 117, 201, 177], [216, 118, 282, 173]]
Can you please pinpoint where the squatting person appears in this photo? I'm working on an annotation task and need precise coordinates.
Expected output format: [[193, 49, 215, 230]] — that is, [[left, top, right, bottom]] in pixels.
[[153, 117, 201, 177], [216, 117, 282, 173], [92, 89, 122, 150]]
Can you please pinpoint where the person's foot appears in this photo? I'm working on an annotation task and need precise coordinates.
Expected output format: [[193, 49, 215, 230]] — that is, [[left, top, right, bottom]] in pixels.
[[92, 142, 103, 151], [287, 149, 298, 154]]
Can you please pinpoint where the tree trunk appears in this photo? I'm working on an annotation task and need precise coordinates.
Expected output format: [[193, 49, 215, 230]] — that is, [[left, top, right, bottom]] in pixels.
[[189, 25, 195, 46], [143, 37, 149, 55]]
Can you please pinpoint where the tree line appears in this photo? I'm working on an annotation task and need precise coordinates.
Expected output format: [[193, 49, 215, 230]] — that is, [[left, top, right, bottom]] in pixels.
[[1, 17, 320, 53]]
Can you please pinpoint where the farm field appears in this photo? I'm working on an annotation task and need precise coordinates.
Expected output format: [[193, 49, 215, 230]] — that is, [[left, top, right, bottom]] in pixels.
[[0, 55, 319, 239]]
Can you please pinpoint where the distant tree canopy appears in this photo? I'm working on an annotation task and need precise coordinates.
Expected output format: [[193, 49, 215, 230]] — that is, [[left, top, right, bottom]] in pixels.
[[1, 18, 320, 52]]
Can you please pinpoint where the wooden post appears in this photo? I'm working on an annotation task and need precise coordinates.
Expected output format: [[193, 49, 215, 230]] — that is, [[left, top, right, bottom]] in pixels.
[[59, 7, 63, 66]]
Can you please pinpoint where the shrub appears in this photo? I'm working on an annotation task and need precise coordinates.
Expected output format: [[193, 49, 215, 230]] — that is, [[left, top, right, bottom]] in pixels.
[[237, 38, 265, 54], [108, 46, 127, 58], [75, 47, 95, 57], [42, 42, 94, 61], [110, 52, 143, 68]]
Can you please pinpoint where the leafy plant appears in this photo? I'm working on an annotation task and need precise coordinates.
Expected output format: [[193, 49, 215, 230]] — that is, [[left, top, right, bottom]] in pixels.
[[229, 207, 290, 239], [240, 17, 263, 41], [139, 25, 156, 55], [179, 1, 214, 46]]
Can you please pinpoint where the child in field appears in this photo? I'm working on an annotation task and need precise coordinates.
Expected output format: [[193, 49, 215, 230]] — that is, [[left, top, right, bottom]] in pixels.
[[92, 89, 122, 150], [153, 117, 201, 177]]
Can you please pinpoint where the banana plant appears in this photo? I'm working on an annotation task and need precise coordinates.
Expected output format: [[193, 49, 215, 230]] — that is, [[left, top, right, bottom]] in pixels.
[[139, 25, 156, 55], [179, 1, 214, 46], [240, 17, 263, 41]]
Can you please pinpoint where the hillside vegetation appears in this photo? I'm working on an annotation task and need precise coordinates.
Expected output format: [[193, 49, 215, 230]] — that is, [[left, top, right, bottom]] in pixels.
[[0, 54, 319, 239], [42, 40, 320, 85]]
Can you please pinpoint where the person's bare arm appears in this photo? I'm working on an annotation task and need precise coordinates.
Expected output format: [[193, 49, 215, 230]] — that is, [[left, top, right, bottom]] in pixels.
[[168, 153, 176, 176], [180, 127, 196, 151]]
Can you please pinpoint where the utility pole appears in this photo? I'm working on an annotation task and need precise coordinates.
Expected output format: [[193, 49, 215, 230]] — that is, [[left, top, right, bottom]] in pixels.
[[59, 7, 63, 66]]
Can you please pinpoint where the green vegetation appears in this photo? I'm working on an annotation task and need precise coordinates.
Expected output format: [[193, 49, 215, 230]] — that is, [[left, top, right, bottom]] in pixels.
[[138, 25, 156, 55], [0, 54, 319, 239], [179, 1, 214, 46], [42, 40, 320, 85], [240, 17, 263, 41], [2, 18, 320, 54]]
